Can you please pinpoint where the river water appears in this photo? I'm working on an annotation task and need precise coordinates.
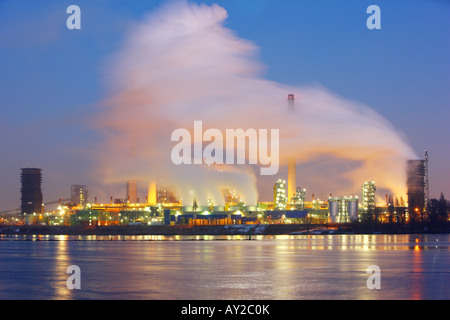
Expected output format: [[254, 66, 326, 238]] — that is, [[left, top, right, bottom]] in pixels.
[[0, 234, 448, 300]]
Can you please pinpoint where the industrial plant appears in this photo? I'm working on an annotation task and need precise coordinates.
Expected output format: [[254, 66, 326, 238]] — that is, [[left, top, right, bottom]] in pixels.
[[7, 153, 432, 227], [1, 95, 441, 229]]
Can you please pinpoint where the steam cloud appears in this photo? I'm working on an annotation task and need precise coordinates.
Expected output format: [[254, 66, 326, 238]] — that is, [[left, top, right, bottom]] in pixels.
[[94, 1, 417, 206]]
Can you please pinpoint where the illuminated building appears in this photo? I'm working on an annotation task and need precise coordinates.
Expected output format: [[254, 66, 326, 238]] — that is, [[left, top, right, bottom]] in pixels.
[[291, 187, 306, 209], [71, 185, 88, 206], [361, 181, 376, 214], [157, 185, 177, 204], [274, 179, 287, 210], [305, 198, 329, 223], [20, 168, 43, 215]]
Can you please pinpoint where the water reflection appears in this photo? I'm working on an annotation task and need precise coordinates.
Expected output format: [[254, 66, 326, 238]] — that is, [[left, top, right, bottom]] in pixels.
[[52, 237, 74, 299], [1, 233, 449, 250], [411, 244, 424, 300], [0, 233, 448, 299]]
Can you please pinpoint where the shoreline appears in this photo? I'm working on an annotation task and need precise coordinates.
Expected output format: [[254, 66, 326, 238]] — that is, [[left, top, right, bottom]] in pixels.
[[1, 222, 448, 236]]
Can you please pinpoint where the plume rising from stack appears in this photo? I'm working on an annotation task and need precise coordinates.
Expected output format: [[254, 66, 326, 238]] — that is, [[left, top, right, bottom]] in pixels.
[[93, 1, 417, 206]]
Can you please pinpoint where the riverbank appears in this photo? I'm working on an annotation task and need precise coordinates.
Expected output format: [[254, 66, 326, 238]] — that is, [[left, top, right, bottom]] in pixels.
[[0, 222, 448, 236]]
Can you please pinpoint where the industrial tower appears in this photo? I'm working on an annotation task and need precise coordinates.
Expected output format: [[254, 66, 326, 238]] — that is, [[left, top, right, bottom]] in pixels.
[[287, 94, 296, 204], [147, 181, 157, 205], [71, 185, 88, 205], [407, 159, 425, 222], [20, 168, 43, 215], [424, 150, 429, 214]]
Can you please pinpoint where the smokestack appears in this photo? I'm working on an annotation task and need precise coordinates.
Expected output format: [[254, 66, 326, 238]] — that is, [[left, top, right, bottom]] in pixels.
[[148, 181, 157, 205], [288, 94, 295, 112], [287, 94, 296, 204], [288, 158, 296, 204], [425, 150, 429, 213]]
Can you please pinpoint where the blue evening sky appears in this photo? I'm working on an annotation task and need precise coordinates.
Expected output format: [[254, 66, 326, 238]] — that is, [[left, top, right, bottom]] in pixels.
[[0, 0, 448, 210]]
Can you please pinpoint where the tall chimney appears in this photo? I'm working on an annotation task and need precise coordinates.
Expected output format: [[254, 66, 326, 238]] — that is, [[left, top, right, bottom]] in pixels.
[[287, 94, 296, 204], [148, 181, 157, 205], [425, 150, 429, 214]]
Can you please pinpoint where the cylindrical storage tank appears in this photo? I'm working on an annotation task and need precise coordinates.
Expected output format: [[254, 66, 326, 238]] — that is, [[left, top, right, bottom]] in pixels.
[[347, 199, 359, 222], [328, 198, 339, 223]]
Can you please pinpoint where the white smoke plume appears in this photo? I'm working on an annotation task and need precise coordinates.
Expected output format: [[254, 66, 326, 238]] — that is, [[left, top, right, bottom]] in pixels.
[[93, 1, 417, 206]]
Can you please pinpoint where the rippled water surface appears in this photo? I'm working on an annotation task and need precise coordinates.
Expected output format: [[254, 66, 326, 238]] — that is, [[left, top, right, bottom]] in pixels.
[[0, 234, 448, 299]]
